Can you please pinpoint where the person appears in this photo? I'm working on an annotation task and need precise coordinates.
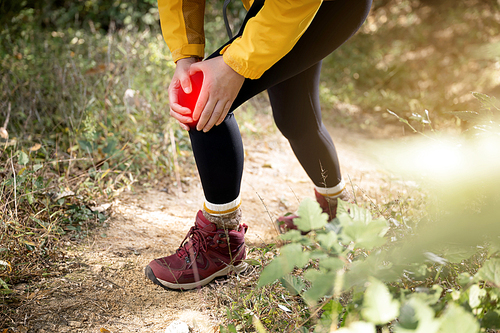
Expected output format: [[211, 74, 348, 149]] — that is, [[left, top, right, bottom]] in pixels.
[[145, 0, 372, 290]]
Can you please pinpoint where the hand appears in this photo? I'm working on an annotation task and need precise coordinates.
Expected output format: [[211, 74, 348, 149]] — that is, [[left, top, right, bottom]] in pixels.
[[168, 57, 200, 131], [190, 57, 245, 132]]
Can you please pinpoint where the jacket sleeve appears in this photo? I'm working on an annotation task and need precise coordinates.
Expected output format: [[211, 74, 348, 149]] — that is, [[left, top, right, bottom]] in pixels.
[[157, 0, 205, 62], [222, 0, 323, 79]]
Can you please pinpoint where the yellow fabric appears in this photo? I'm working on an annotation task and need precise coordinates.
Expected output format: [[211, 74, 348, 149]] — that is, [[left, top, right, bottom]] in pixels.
[[158, 0, 323, 78], [158, 0, 206, 62]]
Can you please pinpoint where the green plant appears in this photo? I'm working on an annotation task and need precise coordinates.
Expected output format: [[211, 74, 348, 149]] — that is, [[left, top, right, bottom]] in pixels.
[[257, 196, 500, 332]]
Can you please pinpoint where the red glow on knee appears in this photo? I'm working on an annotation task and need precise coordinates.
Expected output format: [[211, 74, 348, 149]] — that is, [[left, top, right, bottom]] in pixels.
[[177, 71, 204, 128]]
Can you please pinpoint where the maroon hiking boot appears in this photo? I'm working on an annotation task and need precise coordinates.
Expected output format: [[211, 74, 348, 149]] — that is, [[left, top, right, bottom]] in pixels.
[[145, 210, 248, 290], [276, 189, 350, 234]]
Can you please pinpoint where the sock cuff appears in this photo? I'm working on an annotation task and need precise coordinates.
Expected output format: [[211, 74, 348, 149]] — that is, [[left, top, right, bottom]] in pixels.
[[203, 195, 241, 216], [315, 179, 346, 198]]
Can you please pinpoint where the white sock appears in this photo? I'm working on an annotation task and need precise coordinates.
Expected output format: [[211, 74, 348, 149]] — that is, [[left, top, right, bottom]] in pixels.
[[315, 179, 346, 199]]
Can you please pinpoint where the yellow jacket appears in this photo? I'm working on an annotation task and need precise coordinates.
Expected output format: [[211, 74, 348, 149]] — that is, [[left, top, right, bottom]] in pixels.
[[158, 0, 323, 79]]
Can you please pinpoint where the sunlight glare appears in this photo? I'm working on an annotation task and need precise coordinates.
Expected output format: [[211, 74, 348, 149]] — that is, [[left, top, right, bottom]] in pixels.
[[414, 142, 463, 177]]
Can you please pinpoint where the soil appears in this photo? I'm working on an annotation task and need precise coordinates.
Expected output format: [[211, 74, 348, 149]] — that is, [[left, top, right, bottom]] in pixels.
[[4, 113, 419, 333]]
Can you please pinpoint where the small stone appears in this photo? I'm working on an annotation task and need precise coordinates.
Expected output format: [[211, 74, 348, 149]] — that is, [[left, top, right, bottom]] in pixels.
[[164, 320, 190, 333], [92, 265, 103, 273], [115, 261, 127, 269]]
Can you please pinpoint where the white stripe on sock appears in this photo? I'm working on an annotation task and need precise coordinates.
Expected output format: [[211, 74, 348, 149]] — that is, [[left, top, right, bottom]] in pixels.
[[315, 179, 346, 198], [204, 195, 241, 216]]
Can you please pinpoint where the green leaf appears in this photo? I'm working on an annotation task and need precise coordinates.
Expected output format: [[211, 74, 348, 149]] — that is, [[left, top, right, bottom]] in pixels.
[[18, 151, 29, 165], [280, 230, 304, 242], [336, 322, 376, 333], [322, 299, 344, 316], [473, 92, 499, 111], [317, 299, 344, 331], [27, 193, 34, 204], [318, 257, 344, 271], [344, 255, 399, 290], [409, 285, 443, 306], [0, 277, 10, 290], [437, 304, 480, 333], [33, 163, 43, 171], [78, 140, 93, 152], [303, 269, 337, 305], [243, 258, 261, 267], [474, 258, 500, 286], [482, 309, 500, 329], [338, 204, 388, 250], [468, 284, 486, 309], [361, 277, 400, 325], [458, 272, 472, 288], [293, 197, 328, 232], [316, 231, 341, 252], [440, 244, 478, 263], [279, 274, 305, 296], [395, 298, 441, 333], [258, 243, 309, 288], [102, 138, 118, 155]]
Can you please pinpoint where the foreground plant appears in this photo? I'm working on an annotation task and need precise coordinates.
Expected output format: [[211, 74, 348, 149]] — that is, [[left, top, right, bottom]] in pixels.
[[256, 196, 500, 332]]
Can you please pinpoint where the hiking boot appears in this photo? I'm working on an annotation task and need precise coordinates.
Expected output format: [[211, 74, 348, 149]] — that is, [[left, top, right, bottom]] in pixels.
[[145, 210, 248, 290], [276, 189, 351, 234]]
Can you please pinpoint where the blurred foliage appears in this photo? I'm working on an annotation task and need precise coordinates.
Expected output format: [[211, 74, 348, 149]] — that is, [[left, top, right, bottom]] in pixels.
[[320, 0, 500, 132], [0, 0, 159, 31]]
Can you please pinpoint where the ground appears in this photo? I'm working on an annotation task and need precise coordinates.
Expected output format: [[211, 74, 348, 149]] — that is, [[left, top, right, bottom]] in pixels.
[[6, 112, 419, 333]]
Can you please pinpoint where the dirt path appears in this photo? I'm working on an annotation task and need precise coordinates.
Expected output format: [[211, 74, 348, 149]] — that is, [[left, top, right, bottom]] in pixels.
[[12, 116, 417, 333]]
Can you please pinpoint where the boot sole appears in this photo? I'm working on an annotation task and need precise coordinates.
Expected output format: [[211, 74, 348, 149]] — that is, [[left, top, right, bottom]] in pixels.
[[145, 262, 248, 290]]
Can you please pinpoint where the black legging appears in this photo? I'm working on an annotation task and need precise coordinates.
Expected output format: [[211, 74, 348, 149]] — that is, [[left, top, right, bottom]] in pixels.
[[189, 0, 372, 205]]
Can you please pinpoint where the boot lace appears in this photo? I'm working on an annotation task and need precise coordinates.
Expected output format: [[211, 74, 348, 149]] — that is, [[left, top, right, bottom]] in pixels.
[[175, 226, 208, 260]]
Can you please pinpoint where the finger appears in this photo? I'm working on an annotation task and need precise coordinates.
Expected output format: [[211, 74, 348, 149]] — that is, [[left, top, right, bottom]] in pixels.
[[203, 101, 225, 132], [216, 100, 232, 126], [179, 121, 190, 131], [196, 97, 217, 131], [192, 83, 209, 122], [170, 109, 195, 124], [169, 81, 183, 108], [170, 102, 192, 115]]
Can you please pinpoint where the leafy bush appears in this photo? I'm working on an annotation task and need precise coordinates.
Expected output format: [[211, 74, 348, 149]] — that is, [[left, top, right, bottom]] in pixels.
[[258, 196, 499, 332], [0, 0, 158, 31]]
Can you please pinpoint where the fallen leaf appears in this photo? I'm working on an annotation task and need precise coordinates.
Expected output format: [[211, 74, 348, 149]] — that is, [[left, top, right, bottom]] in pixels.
[[85, 64, 106, 75], [100, 328, 111, 333], [0, 127, 8, 139], [29, 143, 41, 151]]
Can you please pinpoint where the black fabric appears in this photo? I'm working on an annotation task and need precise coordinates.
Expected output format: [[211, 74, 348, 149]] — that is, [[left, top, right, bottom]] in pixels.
[[188, 0, 372, 204]]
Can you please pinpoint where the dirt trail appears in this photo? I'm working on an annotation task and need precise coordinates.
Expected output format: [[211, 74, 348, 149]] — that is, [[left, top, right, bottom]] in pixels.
[[12, 116, 416, 333]]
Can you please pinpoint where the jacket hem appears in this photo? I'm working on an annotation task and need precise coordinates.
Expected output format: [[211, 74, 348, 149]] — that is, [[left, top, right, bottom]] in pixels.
[[172, 44, 205, 63]]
